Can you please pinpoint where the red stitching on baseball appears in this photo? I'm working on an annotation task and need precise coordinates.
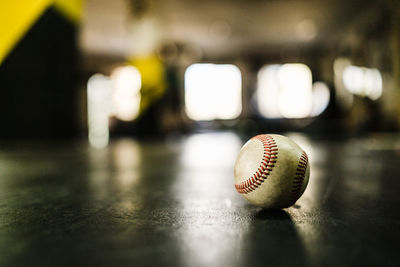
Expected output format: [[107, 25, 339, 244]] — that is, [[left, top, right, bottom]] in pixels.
[[289, 151, 308, 199], [234, 135, 278, 194]]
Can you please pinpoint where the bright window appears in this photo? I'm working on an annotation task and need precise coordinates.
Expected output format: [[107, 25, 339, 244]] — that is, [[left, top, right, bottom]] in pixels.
[[184, 64, 242, 120], [110, 66, 142, 121], [256, 63, 328, 119], [343, 65, 382, 100]]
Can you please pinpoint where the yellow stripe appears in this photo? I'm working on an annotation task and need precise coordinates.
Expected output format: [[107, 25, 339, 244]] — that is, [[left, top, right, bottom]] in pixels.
[[54, 0, 82, 24], [0, 0, 53, 64], [0, 0, 82, 65]]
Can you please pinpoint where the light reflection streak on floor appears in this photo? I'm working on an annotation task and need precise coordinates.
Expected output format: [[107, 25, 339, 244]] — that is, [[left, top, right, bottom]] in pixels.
[[175, 132, 248, 266]]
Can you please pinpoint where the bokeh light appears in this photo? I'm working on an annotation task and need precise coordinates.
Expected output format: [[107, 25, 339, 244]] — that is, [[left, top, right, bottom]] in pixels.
[[311, 82, 330, 117], [343, 65, 383, 100], [295, 19, 317, 41], [278, 64, 313, 118], [87, 74, 112, 149], [110, 65, 142, 121], [256, 65, 281, 118], [257, 63, 314, 119], [184, 63, 242, 121]]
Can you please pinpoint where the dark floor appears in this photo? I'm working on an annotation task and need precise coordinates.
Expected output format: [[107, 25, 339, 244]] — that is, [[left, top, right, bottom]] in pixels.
[[1, 132, 400, 267]]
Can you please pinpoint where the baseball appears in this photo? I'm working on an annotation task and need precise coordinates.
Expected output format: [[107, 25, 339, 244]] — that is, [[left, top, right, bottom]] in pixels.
[[234, 134, 310, 209]]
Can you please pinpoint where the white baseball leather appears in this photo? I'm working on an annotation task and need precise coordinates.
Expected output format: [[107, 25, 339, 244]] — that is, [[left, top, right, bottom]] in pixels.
[[234, 134, 310, 209]]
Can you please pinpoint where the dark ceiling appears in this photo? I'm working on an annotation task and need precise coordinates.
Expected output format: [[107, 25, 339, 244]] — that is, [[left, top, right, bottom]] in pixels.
[[81, 0, 387, 60]]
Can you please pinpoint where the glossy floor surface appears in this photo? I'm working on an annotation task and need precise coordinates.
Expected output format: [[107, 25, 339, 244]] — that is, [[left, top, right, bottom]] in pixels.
[[1, 132, 400, 266]]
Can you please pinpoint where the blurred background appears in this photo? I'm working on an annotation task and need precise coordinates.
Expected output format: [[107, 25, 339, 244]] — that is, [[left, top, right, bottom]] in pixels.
[[1, 2, 400, 265], [0, 0, 399, 144]]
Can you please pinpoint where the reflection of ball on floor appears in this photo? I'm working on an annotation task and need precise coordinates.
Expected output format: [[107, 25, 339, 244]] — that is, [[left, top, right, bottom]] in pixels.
[[234, 134, 310, 209]]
